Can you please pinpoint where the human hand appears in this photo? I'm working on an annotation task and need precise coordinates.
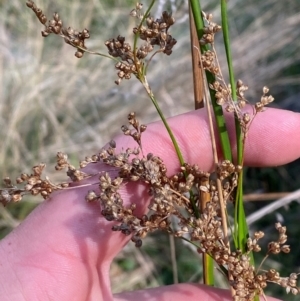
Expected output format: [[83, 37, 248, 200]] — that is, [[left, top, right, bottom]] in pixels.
[[1, 108, 299, 301]]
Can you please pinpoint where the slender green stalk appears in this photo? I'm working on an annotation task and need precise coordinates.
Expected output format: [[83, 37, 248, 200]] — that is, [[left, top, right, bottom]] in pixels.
[[132, 1, 186, 166], [220, 0, 249, 251], [139, 76, 185, 166], [220, 0, 236, 101], [220, 1, 258, 299], [190, 0, 232, 162], [139, 74, 200, 219], [189, 0, 217, 288]]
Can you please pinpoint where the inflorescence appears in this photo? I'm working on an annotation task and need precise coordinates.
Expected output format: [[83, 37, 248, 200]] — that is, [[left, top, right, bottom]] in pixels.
[[26, 0, 90, 58], [2, 2, 296, 301], [26, 1, 177, 84], [105, 3, 177, 84], [1, 110, 298, 300], [200, 12, 274, 135]]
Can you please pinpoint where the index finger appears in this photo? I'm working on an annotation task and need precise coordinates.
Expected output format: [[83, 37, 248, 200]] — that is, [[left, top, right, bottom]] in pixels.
[[110, 107, 300, 174]]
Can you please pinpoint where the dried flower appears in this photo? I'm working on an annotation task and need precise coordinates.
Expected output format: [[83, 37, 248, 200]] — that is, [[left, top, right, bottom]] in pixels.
[[27, 1, 90, 58]]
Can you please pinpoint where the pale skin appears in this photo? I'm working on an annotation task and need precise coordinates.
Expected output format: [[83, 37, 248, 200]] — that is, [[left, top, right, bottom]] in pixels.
[[0, 108, 300, 301]]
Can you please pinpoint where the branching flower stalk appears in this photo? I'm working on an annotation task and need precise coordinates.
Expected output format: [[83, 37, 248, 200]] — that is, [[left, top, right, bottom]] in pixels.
[[200, 52, 229, 246], [125, 3, 185, 166], [26, 0, 184, 167], [190, 0, 233, 163], [0, 2, 298, 301]]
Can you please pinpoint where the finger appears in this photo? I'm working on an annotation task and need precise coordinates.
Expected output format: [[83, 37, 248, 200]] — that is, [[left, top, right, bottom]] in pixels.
[[113, 283, 281, 301], [106, 108, 300, 174], [0, 186, 116, 301], [1, 108, 298, 301], [58, 107, 300, 283]]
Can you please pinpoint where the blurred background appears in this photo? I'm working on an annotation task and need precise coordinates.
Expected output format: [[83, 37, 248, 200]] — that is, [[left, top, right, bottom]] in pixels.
[[0, 0, 300, 299]]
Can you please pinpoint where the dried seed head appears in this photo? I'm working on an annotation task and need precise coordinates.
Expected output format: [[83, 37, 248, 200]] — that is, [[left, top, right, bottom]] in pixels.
[[86, 190, 99, 202], [200, 14, 221, 45]]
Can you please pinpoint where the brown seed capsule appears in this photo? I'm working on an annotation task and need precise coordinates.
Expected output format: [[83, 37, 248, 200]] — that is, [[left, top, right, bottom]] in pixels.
[[82, 29, 90, 38], [40, 15, 47, 24], [140, 124, 147, 132], [109, 140, 116, 148], [12, 194, 22, 202], [135, 239, 142, 248], [168, 17, 175, 26], [26, 1, 34, 8], [75, 50, 83, 58], [86, 190, 98, 202], [31, 188, 40, 196], [41, 30, 50, 37], [263, 86, 269, 94], [128, 112, 135, 119]]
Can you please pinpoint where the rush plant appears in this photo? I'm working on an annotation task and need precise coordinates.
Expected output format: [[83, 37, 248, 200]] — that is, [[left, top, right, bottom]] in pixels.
[[0, 1, 299, 300]]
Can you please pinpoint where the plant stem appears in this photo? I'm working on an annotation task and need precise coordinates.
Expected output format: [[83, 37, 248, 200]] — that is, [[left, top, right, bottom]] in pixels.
[[189, 2, 214, 286], [220, 1, 258, 299], [189, 3, 203, 110], [220, 0, 249, 251], [140, 77, 185, 166], [190, 0, 232, 162]]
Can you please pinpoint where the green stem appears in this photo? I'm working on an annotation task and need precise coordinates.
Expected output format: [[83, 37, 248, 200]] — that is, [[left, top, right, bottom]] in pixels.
[[220, 0, 247, 250], [220, 3, 257, 300], [140, 77, 185, 166], [190, 0, 232, 162], [220, 0, 236, 100], [189, 0, 218, 288], [139, 74, 200, 218]]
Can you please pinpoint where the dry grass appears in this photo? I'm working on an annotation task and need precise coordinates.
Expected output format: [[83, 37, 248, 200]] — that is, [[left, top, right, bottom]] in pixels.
[[0, 0, 299, 299]]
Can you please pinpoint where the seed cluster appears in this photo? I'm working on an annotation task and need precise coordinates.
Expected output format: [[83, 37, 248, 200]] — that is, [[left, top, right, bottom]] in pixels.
[[199, 12, 222, 45], [1, 110, 299, 298], [0, 164, 69, 205], [105, 3, 177, 84], [26, 0, 90, 58], [56, 152, 89, 182], [0, 151, 93, 205], [79, 113, 299, 300], [226, 224, 299, 300], [200, 14, 274, 135], [26, 1, 177, 84]]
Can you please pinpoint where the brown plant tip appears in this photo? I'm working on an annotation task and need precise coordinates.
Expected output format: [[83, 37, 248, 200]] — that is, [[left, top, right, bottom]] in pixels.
[[130, 3, 144, 19], [26, 1, 89, 58], [26, 1, 47, 25], [255, 86, 274, 112], [120, 112, 147, 148], [0, 163, 70, 205], [200, 12, 221, 46]]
